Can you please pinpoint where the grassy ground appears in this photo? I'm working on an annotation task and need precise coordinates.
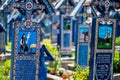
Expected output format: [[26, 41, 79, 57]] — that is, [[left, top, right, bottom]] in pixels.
[[5, 42, 12, 51], [0, 60, 10, 80]]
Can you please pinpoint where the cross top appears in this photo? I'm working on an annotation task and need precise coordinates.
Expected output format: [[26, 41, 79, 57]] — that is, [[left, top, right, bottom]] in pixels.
[[59, 0, 75, 14], [105, 0, 110, 8], [104, 0, 111, 14], [13, 0, 45, 21]]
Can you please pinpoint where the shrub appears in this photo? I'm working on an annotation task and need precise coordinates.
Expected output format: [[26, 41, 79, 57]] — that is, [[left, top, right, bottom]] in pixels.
[[114, 51, 120, 73], [72, 65, 89, 80], [115, 37, 120, 45], [5, 42, 12, 51], [0, 60, 11, 80], [43, 38, 59, 57], [43, 38, 62, 74]]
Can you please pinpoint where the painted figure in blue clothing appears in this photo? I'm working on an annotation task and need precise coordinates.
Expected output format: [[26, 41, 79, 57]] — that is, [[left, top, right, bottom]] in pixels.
[[39, 42, 54, 80], [20, 34, 28, 53]]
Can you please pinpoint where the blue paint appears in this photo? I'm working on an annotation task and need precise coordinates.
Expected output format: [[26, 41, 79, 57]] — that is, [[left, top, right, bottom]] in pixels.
[[39, 0, 55, 14], [72, 20, 78, 44], [0, 32, 5, 54], [115, 20, 120, 37], [57, 15, 61, 46], [39, 45, 54, 80], [0, 17, 6, 54], [90, 18, 116, 80], [53, 16, 59, 23], [78, 44, 88, 66], [95, 53, 112, 80], [89, 18, 96, 80], [79, 28, 88, 34], [98, 26, 112, 39], [52, 27, 58, 43], [0, 24, 5, 33], [10, 1, 55, 80], [10, 24, 54, 80], [57, 26, 61, 46], [10, 27, 14, 80], [17, 31, 37, 53], [15, 60, 36, 80], [9, 22, 13, 41], [79, 27, 89, 42], [75, 24, 89, 68], [60, 15, 72, 56], [10, 20, 41, 80], [44, 19, 52, 26], [63, 33, 70, 47]]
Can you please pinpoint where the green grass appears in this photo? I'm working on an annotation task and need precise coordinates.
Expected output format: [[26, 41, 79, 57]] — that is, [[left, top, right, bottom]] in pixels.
[[115, 37, 120, 45], [0, 60, 10, 80], [114, 51, 120, 61], [98, 38, 112, 49], [98, 42, 112, 49], [5, 42, 12, 51]]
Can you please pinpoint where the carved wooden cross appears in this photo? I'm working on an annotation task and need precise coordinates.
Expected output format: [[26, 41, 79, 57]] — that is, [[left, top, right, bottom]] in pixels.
[[13, 0, 44, 21]]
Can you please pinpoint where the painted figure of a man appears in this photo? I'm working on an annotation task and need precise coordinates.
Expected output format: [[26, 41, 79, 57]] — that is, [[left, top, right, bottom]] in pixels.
[[20, 34, 28, 53], [105, 30, 111, 45]]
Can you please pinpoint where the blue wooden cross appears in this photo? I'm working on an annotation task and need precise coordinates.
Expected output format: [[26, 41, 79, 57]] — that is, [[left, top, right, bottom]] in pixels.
[[10, 1, 55, 80], [89, 0, 117, 80], [7, 0, 55, 24], [13, 0, 45, 21], [55, 0, 75, 57]]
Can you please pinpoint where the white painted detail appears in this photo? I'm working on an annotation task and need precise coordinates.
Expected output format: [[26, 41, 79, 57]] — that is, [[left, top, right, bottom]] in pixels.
[[0, 0, 11, 10], [32, 13, 45, 23], [55, 0, 64, 9], [7, 9, 20, 23], [70, 0, 85, 17]]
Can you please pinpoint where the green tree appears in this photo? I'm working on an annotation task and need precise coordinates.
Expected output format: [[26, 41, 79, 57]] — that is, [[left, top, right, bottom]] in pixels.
[[115, 37, 120, 45]]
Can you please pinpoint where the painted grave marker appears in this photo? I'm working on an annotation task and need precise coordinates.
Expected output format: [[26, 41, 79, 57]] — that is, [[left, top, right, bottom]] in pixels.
[[90, 18, 116, 80], [75, 24, 90, 68], [10, 0, 44, 80], [11, 22, 40, 80], [60, 15, 72, 56]]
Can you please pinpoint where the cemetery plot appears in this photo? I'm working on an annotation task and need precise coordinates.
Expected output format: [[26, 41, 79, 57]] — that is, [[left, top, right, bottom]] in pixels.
[[0, 0, 119, 80]]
